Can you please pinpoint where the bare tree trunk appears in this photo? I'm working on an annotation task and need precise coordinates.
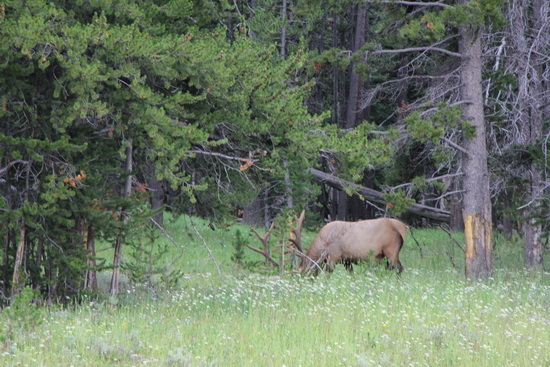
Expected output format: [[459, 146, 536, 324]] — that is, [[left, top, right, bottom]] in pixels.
[[84, 225, 97, 291], [144, 158, 164, 227], [283, 161, 293, 209], [33, 236, 44, 290], [11, 224, 26, 295], [332, 12, 341, 126], [337, 3, 369, 221], [345, 3, 368, 129], [280, 0, 287, 59], [449, 178, 464, 231], [506, 0, 548, 269], [2, 231, 9, 290], [110, 139, 133, 296], [242, 195, 265, 227], [336, 191, 348, 221], [524, 113, 544, 269], [523, 0, 546, 269], [459, 12, 492, 280]]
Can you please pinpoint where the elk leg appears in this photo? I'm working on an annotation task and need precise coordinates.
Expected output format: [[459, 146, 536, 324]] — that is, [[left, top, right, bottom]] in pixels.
[[386, 253, 404, 273], [342, 259, 354, 274], [383, 247, 404, 273], [375, 252, 386, 268]]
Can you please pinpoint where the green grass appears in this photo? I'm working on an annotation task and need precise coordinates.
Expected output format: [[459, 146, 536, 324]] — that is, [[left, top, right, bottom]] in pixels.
[[2, 215, 549, 366]]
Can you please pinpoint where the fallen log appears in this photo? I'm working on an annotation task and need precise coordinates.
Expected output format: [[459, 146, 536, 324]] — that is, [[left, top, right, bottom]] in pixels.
[[309, 168, 451, 222]]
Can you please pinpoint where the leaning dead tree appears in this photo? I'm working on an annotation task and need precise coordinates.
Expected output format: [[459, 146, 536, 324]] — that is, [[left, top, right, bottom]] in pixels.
[[308, 168, 451, 222]]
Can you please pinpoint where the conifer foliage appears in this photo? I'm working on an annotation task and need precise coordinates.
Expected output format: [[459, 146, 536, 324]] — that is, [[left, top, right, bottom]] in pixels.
[[0, 1, 387, 298]]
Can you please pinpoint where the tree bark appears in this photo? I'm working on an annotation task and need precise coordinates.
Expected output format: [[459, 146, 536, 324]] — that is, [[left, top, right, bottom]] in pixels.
[[283, 161, 293, 209], [345, 3, 368, 129], [459, 11, 492, 280], [11, 224, 26, 295], [110, 140, 133, 296], [242, 195, 265, 227], [280, 0, 287, 59], [338, 3, 369, 221], [522, 0, 546, 269], [144, 158, 164, 227], [84, 225, 97, 291], [33, 236, 44, 290], [449, 179, 464, 231]]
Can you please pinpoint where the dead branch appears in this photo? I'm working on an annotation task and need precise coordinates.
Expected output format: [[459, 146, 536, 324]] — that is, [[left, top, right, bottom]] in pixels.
[[408, 227, 424, 258], [439, 224, 465, 253], [0, 159, 30, 178], [187, 149, 254, 163], [190, 218, 222, 277], [440, 136, 470, 155]]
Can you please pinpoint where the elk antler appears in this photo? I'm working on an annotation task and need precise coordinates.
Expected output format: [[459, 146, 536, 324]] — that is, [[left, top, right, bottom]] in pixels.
[[288, 210, 305, 254], [249, 222, 280, 267]]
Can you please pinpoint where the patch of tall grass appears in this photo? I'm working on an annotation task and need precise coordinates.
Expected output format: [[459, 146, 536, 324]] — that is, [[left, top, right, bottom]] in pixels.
[[1, 215, 548, 366]]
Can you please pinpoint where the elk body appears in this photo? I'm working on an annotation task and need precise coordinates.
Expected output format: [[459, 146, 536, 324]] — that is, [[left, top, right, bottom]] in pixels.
[[299, 218, 408, 275]]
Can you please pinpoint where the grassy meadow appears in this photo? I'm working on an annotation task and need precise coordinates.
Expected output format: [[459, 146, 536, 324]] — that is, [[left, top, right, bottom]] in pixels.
[[1, 215, 548, 366]]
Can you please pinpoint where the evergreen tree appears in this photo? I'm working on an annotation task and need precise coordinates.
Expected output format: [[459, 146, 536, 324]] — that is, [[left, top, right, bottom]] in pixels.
[[1, 0, 389, 297]]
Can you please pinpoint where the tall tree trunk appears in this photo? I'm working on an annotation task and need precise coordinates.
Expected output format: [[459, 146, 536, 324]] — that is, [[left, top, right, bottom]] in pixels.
[[337, 3, 369, 221], [523, 0, 546, 269], [449, 178, 464, 231], [507, 0, 547, 269], [144, 158, 164, 227], [33, 236, 44, 290], [281, 3, 294, 210], [280, 0, 287, 59], [110, 139, 133, 296], [326, 11, 342, 220], [11, 224, 26, 295], [332, 12, 341, 126], [242, 195, 265, 227], [459, 13, 492, 280], [283, 161, 293, 209], [3, 230, 10, 294], [345, 3, 368, 129], [84, 225, 97, 291]]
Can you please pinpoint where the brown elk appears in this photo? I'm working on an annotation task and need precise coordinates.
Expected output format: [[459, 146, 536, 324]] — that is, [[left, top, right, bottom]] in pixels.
[[293, 217, 408, 275]]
